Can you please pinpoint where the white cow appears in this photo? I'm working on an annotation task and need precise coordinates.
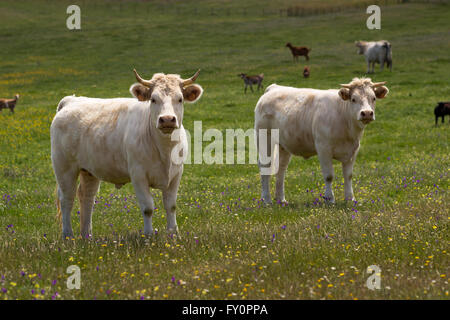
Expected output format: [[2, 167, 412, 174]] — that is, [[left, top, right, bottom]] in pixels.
[[51, 69, 203, 239], [255, 78, 389, 204], [355, 40, 392, 73]]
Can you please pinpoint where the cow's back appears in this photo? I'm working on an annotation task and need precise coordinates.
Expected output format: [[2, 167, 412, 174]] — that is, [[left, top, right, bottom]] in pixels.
[[255, 85, 340, 158], [51, 97, 145, 184]]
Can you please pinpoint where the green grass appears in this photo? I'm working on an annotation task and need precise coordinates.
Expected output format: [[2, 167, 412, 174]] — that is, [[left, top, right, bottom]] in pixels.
[[0, 0, 449, 300]]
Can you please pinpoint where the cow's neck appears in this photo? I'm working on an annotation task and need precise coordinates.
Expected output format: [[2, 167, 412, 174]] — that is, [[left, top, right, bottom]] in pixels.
[[341, 102, 365, 140], [148, 123, 181, 170]]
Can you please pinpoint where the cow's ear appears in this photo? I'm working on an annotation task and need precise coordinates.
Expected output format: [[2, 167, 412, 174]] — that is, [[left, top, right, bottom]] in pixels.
[[338, 88, 351, 101], [374, 86, 389, 99], [130, 83, 152, 101], [183, 84, 203, 103]]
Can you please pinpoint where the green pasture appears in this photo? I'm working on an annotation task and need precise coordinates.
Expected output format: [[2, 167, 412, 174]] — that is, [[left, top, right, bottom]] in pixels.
[[0, 0, 448, 299]]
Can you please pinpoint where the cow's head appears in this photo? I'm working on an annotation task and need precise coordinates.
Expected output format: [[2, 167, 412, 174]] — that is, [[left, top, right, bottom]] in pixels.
[[338, 78, 389, 128], [130, 69, 203, 135], [355, 41, 366, 55]]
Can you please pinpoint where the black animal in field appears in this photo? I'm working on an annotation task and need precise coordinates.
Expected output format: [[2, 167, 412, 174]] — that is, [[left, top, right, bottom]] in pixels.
[[434, 102, 450, 125], [238, 73, 264, 93]]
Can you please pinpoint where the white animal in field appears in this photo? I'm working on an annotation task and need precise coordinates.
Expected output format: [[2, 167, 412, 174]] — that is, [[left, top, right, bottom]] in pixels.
[[255, 78, 389, 204], [51, 69, 203, 239], [355, 40, 392, 73]]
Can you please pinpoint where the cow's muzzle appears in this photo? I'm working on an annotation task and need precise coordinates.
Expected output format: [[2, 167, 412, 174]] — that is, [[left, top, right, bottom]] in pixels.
[[157, 115, 178, 133], [359, 110, 374, 124]]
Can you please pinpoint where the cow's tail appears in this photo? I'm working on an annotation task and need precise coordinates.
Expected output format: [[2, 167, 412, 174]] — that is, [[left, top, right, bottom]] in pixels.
[[55, 184, 62, 226], [383, 42, 392, 70], [56, 94, 75, 112], [264, 83, 278, 94]]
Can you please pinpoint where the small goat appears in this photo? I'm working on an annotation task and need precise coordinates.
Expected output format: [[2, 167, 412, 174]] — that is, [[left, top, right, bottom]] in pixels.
[[238, 73, 264, 93], [0, 94, 19, 114], [286, 43, 310, 62], [303, 66, 310, 78], [434, 102, 450, 125]]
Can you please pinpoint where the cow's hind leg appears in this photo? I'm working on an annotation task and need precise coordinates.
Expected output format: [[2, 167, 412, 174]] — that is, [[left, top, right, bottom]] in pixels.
[[55, 167, 79, 239], [77, 170, 100, 239], [380, 58, 385, 72], [275, 146, 291, 204], [257, 128, 276, 204]]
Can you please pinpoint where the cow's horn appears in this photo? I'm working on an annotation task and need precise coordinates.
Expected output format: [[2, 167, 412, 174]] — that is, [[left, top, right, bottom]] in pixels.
[[182, 69, 201, 87], [133, 69, 153, 87], [372, 81, 387, 88], [340, 84, 351, 88]]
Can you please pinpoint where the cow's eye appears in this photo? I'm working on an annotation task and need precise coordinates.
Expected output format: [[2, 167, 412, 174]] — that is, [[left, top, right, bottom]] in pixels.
[[373, 97, 376, 101], [151, 98, 156, 103], [351, 98, 356, 103], [178, 98, 183, 103]]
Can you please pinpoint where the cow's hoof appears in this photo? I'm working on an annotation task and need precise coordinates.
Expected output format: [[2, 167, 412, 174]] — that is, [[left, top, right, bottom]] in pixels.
[[143, 228, 155, 237], [80, 233, 93, 240], [276, 199, 289, 206], [62, 233, 74, 240], [167, 226, 179, 236]]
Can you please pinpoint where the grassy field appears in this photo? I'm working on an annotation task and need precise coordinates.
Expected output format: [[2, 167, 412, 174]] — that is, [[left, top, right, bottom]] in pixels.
[[0, 0, 449, 300]]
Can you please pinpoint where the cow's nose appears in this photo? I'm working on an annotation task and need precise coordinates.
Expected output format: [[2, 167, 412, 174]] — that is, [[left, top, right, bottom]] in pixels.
[[159, 115, 177, 125], [360, 111, 374, 118], [360, 110, 374, 123]]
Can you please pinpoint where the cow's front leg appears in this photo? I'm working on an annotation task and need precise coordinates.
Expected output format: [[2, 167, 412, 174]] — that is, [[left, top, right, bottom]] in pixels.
[[132, 178, 155, 236], [317, 150, 335, 203], [163, 173, 181, 236], [342, 158, 356, 202]]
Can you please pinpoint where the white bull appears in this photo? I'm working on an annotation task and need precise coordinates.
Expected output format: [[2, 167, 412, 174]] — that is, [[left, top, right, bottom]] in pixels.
[[355, 40, 392, 73], [51, 69, 203, 239], [255, 78, 389, 204]]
